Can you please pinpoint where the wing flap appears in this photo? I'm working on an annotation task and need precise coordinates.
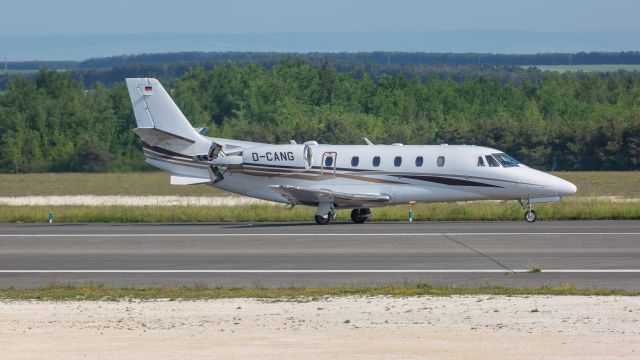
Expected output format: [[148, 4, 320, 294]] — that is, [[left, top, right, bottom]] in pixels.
[[272, 185, 391, 206]]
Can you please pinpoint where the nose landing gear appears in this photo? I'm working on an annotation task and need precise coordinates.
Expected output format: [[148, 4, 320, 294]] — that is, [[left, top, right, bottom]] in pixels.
[[520, 199, 537, 223], [524, 208, 537, 223]]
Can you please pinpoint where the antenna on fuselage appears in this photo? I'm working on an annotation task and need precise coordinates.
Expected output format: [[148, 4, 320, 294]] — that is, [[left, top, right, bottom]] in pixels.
[[363, 138, 374, 146]]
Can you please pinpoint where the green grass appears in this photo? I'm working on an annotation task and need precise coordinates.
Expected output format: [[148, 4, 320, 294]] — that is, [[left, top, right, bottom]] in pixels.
[[2, 199, 638, 223], [553, 172, 640, 198], [0, 172, 229, 196], [522, 64, 640, 73], [1, 171, 638, 198], [0, 283, 635, 301], [1, 172, 638, 222]]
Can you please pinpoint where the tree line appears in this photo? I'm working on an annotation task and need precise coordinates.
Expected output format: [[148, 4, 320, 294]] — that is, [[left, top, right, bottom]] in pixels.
[[0, 61, 639, 173], [74, 51, 640, 71], [8, 51, 639, 69], [5, 51, 640, 91]]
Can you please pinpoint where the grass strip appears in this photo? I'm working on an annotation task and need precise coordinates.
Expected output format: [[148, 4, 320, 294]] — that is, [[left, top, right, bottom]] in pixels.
[[2, 199, 639, 223], [0, 284, 636, 301], [0, 172, 229, 197], [2, 172, 639, 198]]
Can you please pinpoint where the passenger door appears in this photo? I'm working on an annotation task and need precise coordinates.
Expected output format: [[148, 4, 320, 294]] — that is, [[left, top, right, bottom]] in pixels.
[[320, 152, 337, 177]]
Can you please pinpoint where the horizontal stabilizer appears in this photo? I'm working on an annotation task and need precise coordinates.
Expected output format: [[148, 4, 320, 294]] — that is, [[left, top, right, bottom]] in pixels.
[[134, 127, 196, 153], [170, 175, 211, 185]]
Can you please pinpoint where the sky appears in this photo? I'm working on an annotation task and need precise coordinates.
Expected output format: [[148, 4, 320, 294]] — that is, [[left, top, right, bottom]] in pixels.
[[1, 0, 639, 36]]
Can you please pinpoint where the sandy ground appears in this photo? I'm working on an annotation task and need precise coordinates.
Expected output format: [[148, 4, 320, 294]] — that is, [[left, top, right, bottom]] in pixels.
[[0, 195, 274, 207], [1, 296, 639, 359]]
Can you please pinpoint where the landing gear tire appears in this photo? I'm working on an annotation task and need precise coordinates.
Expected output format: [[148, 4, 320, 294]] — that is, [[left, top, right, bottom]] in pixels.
[[350, 208, 372, 224], [524, 209, 537, 223], [519, 199, 538, 223], [315, 203, 336, 225], [315, 213, 333, 225]]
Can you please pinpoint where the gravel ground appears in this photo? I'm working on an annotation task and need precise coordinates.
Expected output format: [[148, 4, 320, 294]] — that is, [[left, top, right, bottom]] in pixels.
[[1, 295, 639, 359]]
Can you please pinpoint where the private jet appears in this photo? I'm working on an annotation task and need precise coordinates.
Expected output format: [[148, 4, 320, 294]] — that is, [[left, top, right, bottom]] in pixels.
[[126, 78, 577, 225]]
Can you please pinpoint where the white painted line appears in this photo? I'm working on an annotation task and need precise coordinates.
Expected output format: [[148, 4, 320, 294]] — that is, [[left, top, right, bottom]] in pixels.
[[541, 269, 640, 273], [0, 269, 639, 273], [1, 232, 639, 237]]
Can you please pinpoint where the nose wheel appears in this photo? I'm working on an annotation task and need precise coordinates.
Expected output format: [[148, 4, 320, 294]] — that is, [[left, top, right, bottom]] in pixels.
[[524, 209, 537, 223], [520, 200, 537, 223]]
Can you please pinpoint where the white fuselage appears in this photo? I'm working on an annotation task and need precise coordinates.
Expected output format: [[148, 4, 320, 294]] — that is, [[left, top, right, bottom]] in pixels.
[[146, 140, 577, 208]]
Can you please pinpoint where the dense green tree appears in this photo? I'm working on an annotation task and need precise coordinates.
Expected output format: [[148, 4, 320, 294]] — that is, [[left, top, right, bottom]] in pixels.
[[0, 62, 639, 173]]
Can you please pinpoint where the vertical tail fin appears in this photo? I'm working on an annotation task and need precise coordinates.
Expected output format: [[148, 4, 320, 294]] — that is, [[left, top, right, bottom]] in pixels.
[[126, 78, 211, 156]]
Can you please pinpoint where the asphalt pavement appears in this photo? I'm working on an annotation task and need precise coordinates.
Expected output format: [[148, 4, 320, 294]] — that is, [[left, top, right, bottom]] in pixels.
[[1, 221, 639, 289]]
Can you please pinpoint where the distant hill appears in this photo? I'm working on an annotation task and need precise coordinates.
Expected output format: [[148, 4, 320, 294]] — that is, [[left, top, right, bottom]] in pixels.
[[3, 50, 640, 90], [1, 30, 640, 61], [3, 50, 640, 71], [77, 51, 640, 69]]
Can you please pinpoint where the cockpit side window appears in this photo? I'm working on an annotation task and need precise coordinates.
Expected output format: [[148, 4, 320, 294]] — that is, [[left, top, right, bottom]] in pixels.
[[485, 155, 500, 167], [492, 153, 520, 167], [477, 156, 485, 167]]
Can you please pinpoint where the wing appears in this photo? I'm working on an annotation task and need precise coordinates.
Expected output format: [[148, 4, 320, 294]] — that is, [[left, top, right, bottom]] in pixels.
[[271, 185, 391, 207]]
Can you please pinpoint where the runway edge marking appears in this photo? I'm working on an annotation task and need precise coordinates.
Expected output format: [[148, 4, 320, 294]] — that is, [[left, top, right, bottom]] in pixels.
[[1, 270, 640, 273], [2, 232, 640, 237]]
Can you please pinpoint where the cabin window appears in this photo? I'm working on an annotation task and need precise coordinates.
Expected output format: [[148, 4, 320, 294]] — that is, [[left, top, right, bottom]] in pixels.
[[394, 156, 402, 167], [372, 156, 381, 167], [351, 156, 359, 167], [437, 156, 445, 167], [415, 156, 423, 167], [324, 156, 333, 167], [477, 156, 485, 167], [485, 155, 500, 167]]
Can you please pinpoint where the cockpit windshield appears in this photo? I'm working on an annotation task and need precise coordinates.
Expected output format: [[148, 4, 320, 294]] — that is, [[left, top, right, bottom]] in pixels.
[[492, 153, 520, 167]]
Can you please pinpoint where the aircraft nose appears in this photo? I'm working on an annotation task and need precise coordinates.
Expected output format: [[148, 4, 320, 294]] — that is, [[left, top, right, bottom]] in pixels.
[[557, 178, 577, 196]]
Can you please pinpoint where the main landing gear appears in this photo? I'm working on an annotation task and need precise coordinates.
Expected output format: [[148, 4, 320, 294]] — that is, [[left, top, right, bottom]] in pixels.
[[315, 202, 336, 225], [520, 199, 537, 223], [314, 213, 334, 225], [313, 205, 372, 225], [351, 208, 372, 224]]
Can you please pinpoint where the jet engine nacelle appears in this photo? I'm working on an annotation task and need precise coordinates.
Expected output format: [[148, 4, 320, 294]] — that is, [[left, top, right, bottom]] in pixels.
[[242, 144, 313, 173]]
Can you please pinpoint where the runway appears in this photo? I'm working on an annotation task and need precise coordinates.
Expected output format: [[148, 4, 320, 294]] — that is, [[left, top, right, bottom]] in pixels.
[[1, 221, 639, 289]]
